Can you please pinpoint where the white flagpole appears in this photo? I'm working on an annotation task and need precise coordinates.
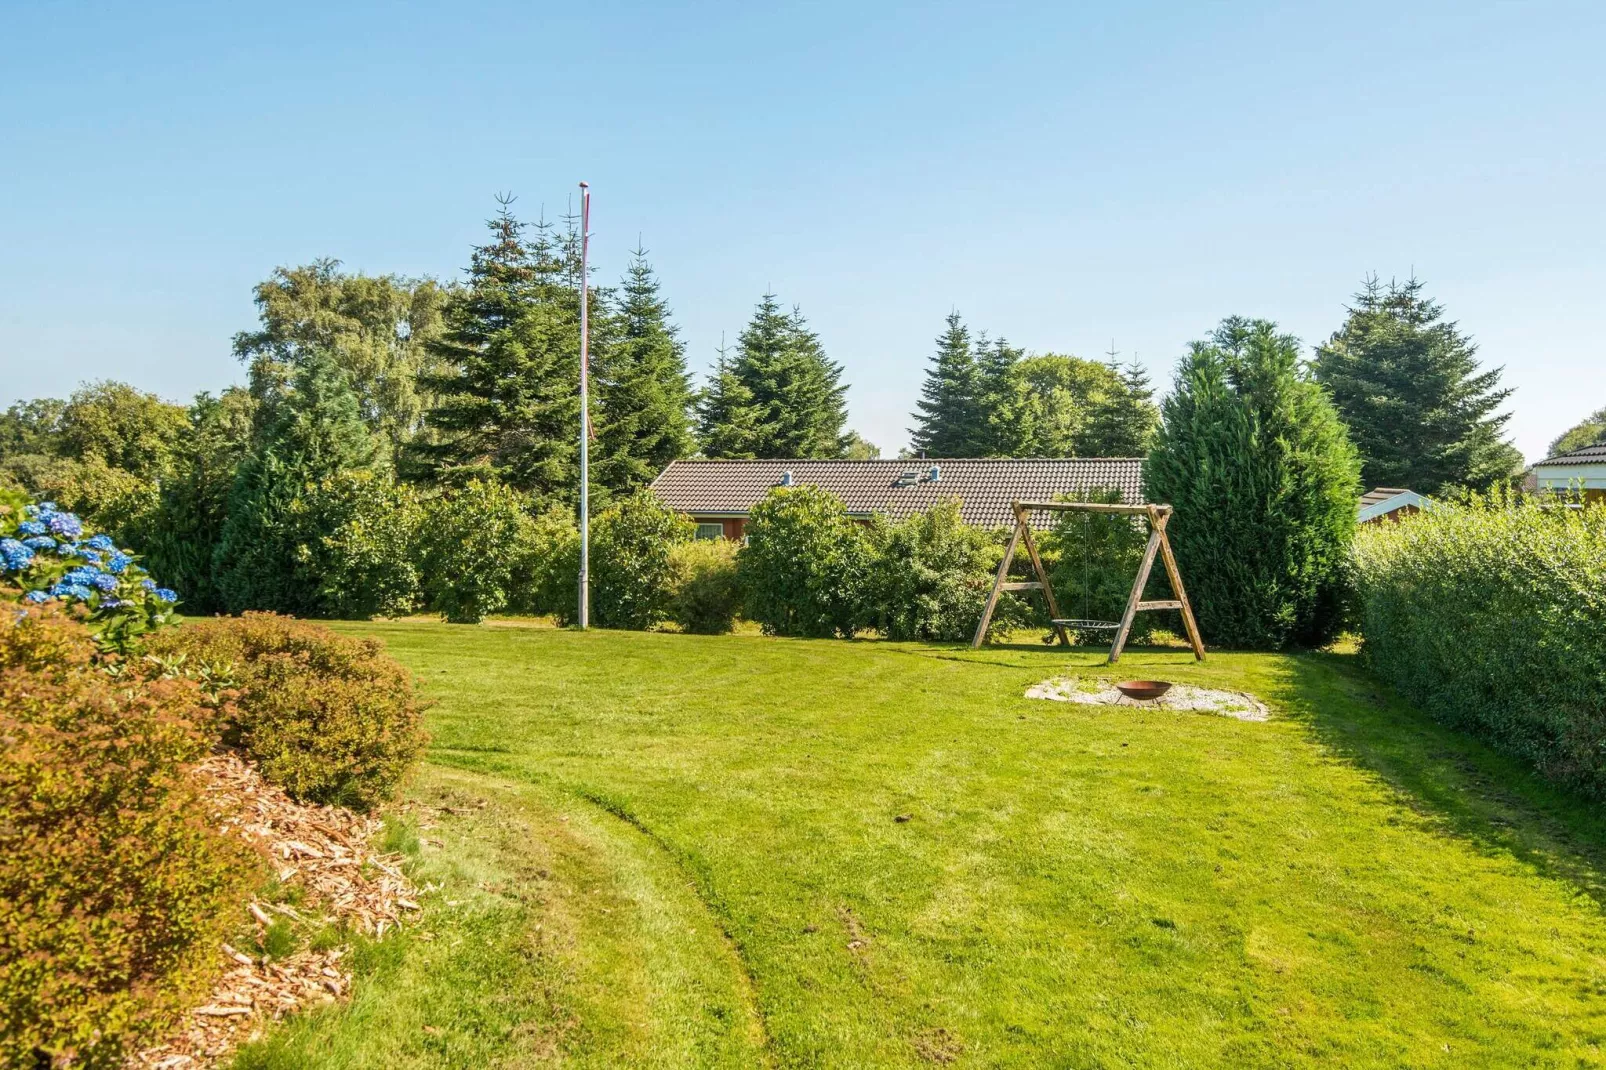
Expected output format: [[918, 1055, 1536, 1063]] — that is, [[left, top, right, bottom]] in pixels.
[[578, 181, 591, 630]]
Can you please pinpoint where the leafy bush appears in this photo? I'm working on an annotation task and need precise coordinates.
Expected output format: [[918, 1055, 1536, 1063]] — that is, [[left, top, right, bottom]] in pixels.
[[869, 498, 996, 642], [0, 490, 180, 653], [739, 485, 873, 638], [304, 471, 424, 618], [1353, 493, 1606, 796], [554, 493, 691, 629], [146, 614, 428, 810], [1143, 318, 1361, 649], [1, 606, 252, 1069], [668, 538, 743, 634], [417, 479, 540, 624]]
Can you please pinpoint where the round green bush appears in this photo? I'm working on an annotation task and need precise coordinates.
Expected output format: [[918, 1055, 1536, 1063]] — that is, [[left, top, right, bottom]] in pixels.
[[417, 479, 539, 624], [669, 538, 743, 635], [738, 485, 872, 638], [869, 498, 995, 642], [146, 613, 428, 811]]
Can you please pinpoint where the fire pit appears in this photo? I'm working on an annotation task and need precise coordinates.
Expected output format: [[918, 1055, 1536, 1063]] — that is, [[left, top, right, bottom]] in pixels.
[[1115, 680, 1173, 702]]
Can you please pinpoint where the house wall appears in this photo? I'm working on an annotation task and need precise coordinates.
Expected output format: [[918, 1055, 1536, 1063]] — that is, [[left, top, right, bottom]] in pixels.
[[689, 516, 746, 540]]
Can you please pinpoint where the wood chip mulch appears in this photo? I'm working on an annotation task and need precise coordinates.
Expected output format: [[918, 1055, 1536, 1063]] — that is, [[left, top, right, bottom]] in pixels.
[[124, 753, 422, 1069]]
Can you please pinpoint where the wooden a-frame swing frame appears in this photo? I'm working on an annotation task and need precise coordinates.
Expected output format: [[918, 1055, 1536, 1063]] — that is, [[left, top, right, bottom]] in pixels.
[[971, 500, 1206, 663]]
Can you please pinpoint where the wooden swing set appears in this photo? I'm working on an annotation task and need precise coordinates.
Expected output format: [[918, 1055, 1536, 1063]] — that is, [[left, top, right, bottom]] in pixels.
[[971, 500, 1206, 663]]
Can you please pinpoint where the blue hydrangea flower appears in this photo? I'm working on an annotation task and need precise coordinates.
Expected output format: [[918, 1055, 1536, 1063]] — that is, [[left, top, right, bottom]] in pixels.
[[22, 536, 56, 551], [84, 534, 116, 551], [90, 572, 120, 593], [51, 582, 93, 601], [141, 578, 157, 592], [1, 538, 34, 571], [17, 520, 46, 536], [47, 512, 83, 538], [106, 551, 132, 574], [62, 567, 99, 586], [24, 590, 50, 604], [76, 549, 103, 565], [154, 587, 179, 603], [101, 597, 125, 609]]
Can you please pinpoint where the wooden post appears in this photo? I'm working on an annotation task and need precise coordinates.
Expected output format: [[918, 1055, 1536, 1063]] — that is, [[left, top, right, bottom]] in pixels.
[[971, 517, 1024, 648], [1014, 503, 1070, 647], [1150, 506, 1205, 661], [1107, 525, 1162, 664]]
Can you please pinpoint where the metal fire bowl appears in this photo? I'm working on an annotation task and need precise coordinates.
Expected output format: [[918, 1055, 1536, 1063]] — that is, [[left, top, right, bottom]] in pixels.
[[1116, 680, 1174, 702]]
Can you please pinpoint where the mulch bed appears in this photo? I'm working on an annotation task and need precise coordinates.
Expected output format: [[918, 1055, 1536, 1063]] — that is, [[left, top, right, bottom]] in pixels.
[[125, 754, 420, 1069]]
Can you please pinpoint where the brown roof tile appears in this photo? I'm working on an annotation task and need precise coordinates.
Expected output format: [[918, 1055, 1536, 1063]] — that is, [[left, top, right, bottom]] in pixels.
[[650, 458, 1145, 530]]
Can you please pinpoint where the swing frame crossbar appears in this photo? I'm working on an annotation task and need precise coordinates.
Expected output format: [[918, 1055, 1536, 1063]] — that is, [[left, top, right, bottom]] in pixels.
[[971, 500, 1206, 663]]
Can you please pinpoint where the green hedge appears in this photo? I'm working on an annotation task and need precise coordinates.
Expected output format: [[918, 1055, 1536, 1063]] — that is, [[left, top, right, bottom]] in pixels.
[[1353, 494, 1606, 796], [739, 485, 873, 638], [870, 497, 996, 642], [668, 539, 743, 635]]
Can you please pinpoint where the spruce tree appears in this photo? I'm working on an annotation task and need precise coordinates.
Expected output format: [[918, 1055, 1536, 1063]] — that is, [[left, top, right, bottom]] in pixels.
[[213, 352, 380, 614], [728, 294, 849, 458], [1144, 318, 1361, 650], [696, 337, 762, 458], [972, 334, 1031, 456], [909, 312, 982, 457], [1313, 276, 1521, 493], [593, 248, 694, 493], [1080, 351, 1159, 456], [408, 198, 582, 503]]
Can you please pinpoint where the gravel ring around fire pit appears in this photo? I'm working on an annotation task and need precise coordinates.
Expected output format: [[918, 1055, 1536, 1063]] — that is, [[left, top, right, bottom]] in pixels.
[[1025, 677, 1270, 722]]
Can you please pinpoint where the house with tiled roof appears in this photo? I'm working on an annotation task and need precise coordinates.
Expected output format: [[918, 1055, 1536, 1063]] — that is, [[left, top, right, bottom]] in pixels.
[[1530, 443, 1606, 501], [650, 458, 1145, 539]]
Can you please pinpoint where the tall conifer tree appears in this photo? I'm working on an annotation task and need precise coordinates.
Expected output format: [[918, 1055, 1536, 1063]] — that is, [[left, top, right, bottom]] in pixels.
[[696, 337, 761, 459], [594, 248, 694, 493], [1080, 352, 1160, 456], [409, 198, 582, 503], [973, 334, 1031, 456], [1313, 276, 1521, 493], [725, 294, 849, 458], [909, 312, 982, 457]]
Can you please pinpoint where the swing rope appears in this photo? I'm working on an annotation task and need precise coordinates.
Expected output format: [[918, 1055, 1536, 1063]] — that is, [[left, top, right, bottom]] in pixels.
[[1051, 512, 1121, 632]]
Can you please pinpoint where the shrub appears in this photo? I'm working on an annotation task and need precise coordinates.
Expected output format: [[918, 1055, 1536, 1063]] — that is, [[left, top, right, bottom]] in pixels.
[[554, 493, 691, 629], [1353, 493, 1606, 796], [739, 485, 873, 638], [304, 470, 424, 618], [417, 479, 539, 624], [146, 614, 428, 810], [0, 490, 181, 654], [669, 538, 743, 635], [869, 498, 996, 642], [1143, 317, 1361, 649], [0, 606, 252, 1069], [508, 505, 579, 618]]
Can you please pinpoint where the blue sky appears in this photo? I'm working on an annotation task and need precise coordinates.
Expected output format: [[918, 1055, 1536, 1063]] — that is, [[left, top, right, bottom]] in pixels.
[[2, 0, 1601, 462]]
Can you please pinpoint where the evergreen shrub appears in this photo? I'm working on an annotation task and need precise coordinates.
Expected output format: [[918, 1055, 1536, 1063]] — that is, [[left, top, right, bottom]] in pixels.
[[305, 471, 424, 618], [1354, 494, 1606, 796], [417, 479, 541, 624], [668, 538, 743, 635], [554, 492, 690, 629], [739, 485, 872, 638], [0, 606, 252, 1069], [146, 614, 428, 810], [1144, 318, 1360, 649]]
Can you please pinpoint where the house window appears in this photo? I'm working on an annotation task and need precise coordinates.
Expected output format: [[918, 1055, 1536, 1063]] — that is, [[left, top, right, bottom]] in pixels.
[[694, 523, 725, 541]]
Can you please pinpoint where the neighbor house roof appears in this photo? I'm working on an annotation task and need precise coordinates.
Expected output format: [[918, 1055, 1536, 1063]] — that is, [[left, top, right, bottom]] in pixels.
[[650, 458, 1145, 530], [1357, 487, 1433, 524], [1531, 442, 1606, 492], [1534, 443, 1606, 466]]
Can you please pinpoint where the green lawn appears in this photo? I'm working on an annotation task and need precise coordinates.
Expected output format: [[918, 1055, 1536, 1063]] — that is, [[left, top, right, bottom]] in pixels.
[[234, 623, 1606, 1068]]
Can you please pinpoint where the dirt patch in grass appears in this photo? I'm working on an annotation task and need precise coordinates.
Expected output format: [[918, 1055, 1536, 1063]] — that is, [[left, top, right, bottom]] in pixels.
[[1025, 676, 1270, 721]]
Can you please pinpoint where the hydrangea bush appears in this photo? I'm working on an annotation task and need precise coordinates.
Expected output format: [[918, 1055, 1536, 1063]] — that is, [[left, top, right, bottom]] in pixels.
[[0, 490, 179, 653]]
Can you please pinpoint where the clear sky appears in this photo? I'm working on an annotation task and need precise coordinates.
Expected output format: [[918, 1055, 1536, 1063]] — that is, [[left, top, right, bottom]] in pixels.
[[2, 0, 1601, 462]]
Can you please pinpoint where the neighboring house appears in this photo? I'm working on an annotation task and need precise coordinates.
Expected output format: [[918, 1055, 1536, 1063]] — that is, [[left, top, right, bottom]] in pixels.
[[650, 458, 1145, 539], [1358, 487, 1434, 524], [1530, 443, 1606, 502]]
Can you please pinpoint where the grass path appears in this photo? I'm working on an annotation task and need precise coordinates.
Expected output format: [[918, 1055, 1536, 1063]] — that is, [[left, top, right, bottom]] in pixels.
[[239, 624, 1606, 1067]]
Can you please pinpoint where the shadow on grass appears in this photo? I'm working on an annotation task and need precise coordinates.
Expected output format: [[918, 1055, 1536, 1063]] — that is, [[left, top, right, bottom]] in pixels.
[[1270, 651, 1606, 911]]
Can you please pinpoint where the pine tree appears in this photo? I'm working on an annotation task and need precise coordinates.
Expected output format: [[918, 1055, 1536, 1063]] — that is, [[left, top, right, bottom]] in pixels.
[[213, 352, 380, 614], [1313, 276, 1522, 493], [909, 312, 983, 457], [696, 336, 762, 459], [972, 334, 1031, 456], [407, 198, 582, 503], [1080, 349, 1160, 456], [593, 248, 694, 493], [727, 294, 849, 458]]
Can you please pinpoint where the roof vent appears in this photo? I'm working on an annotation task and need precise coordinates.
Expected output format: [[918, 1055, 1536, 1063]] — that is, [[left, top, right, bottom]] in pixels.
[[779, 470, 793, 487], [928, 464, 941, 483]]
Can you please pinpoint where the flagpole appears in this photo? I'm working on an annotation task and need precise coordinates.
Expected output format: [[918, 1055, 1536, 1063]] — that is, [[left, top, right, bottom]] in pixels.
[[578, 181, 591, 630]]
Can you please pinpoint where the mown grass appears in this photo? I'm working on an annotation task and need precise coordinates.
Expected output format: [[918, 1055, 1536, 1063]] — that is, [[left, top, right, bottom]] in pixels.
[[240, 624, 1606, 1067]]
